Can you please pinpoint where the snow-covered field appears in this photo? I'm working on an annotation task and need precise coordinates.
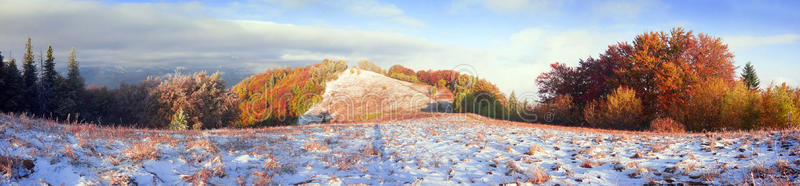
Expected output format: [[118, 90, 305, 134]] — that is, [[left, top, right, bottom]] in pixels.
[[1, 113, 799, 185]]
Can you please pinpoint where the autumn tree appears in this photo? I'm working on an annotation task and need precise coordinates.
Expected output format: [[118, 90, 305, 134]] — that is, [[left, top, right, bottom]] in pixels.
[[741, 62, 760, 90], [153, 72, 239, 129], [387, 65, 418, 82], [357, 60, 383, 74], [233, 60, 347, 126], [583, 87, 647, 130], [537, 27, 736, 129]]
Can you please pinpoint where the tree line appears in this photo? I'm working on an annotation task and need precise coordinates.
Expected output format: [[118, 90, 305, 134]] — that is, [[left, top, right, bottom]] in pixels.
[[3, 28, 799, 132], [534, 27, 799, 131], [0, 38, 239, 129], [0, 38, 83, 120]]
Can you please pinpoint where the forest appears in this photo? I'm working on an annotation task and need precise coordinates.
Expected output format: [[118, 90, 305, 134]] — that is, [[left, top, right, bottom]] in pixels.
[[1, 27, 799, 132]]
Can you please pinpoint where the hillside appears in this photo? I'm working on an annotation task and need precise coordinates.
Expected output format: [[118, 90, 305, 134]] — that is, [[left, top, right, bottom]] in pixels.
[[299, 68, 454, 124], [1, 113, 798, 185]]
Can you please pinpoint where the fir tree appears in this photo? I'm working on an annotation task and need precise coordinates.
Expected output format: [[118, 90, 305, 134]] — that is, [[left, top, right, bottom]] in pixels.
[[3, 59, 24, 112], [741, 61, 760, 90], [0, 51, 5, 94], [56, 48, 84, 118], [22, 38, 39, 114], [0, 52, 5, 111], [41, 46, 62, 114]]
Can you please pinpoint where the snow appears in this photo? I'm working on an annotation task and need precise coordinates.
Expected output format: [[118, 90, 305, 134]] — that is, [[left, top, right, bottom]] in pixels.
[[0, 113, 799, 185], [299, 68, 441, 124]]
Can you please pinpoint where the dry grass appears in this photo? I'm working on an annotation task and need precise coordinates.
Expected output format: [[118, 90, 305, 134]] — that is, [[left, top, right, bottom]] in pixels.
[[527, 166, 550, 184], [64, 144, 77, 161], [750, 161, 771, 179], [580, 159, 602, 168], [650, 118, 686, 133], [303, 140, 330, 152], [189, 139, 217, 154], [103, 170, 134, 186], [253, 155, 280, 185], [181, 166, 225, 185], [123, 140, 160, 162], [0, 156, 16, 177], [631, 151, 646, 159], [525, 144, 544, 156]]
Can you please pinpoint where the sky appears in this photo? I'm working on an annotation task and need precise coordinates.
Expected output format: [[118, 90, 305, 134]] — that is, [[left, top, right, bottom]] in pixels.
[[1, 0, 799, 99]]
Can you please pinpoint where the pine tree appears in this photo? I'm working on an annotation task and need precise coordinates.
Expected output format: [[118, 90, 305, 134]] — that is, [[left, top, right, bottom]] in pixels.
[[41, 46, 61, 115], [741, 61, 760, 90], [56, 48, 84, 118], [3, 59, 24, 112], [22, 38, 39, 114], [0, 52, 5, 112]]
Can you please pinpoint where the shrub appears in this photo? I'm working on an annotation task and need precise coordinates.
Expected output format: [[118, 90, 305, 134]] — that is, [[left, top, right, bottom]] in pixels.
[[387, 65, 418, 83], [584, 87, 647, 130], [169, 109, 188, 130], [154, 72, 239, 129], [673, 78, 732, 131], [720, 81, 759, 130], [649, 118, 686, 133], [357, 60, 383, 74], [756, 83, 799, 129]]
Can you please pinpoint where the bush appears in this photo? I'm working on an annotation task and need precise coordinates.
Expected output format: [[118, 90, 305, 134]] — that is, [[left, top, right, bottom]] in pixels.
[[387, 65, 418, 83], [720, 81, 759, 130], [169, 109, 188, 130], [154, 72, 239, 129], [357, 60, 383, 74], [535, 94, 581, 125], [756, 83, 799, 129], [583, 87, 647, 130], [649, 118, 686, 133], [673, 78, 731, 131]]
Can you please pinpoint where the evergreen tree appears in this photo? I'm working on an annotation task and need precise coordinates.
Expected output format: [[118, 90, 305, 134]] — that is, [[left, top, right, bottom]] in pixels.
[[0, 52, 5, 112], [741, 61, 760, 90], [0, 51, 5, 95], [22, 38, 39, 114], [56, 48, 84, 118], [41, 46, 61, 114], [3, 59, 24, 112]]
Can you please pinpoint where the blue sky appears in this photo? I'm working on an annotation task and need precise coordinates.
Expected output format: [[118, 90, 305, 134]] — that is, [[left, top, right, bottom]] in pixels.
[[1, 0, 799, 97]]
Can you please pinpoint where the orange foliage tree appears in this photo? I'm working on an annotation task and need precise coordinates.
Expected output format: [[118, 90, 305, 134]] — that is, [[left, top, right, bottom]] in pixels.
[[232, 60, 347, 127], [537, 27, 737, 130]]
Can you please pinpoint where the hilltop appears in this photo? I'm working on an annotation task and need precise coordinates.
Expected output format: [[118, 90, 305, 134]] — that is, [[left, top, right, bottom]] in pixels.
[[299, 68, 454, 124]]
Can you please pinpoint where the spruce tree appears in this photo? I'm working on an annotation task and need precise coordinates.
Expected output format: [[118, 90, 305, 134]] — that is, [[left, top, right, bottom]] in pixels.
[[3, 59, 24, 112], [41, 46, 61, 114], [741, 61, 760, 90], [0, 52, 5, 112], [0, 51, 5, 93], [22, 38, 39, 114], [57, 48, 84, 118]]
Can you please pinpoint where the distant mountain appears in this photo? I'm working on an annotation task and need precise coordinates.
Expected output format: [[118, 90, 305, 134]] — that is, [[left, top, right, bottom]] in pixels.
[[72, 65, 255, 88]]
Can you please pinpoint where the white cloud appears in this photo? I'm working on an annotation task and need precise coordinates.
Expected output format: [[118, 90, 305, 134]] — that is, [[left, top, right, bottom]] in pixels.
[[449, 0, 559, 14], [0, 0, 633, 99], [591, 0, 665, 19], [339, 0, 424, 27], [725, 34, 800, 48]]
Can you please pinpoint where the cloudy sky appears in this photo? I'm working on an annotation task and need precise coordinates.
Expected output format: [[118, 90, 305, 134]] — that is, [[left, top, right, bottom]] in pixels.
[[1, 0, 798, 98]]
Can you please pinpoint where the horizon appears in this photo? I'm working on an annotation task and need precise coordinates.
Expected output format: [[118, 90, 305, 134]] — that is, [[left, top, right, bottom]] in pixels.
[[1, 0, 798, 97]]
